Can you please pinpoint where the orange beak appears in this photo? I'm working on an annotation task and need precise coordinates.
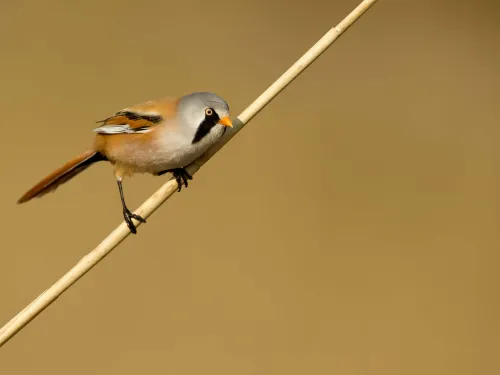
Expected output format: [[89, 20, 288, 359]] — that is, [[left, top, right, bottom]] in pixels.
[[218, 116, 233, 127]]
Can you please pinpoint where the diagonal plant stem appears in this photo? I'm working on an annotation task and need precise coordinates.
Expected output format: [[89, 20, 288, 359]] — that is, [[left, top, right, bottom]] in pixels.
[[0, 0, 378, 348]]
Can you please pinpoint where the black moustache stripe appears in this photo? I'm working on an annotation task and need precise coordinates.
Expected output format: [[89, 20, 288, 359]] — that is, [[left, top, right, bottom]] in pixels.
[[192, 113, 219, 144]]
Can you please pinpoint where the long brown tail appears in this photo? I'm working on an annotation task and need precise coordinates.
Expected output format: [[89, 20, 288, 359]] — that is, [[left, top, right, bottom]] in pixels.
[[17, 150, 106, 204]]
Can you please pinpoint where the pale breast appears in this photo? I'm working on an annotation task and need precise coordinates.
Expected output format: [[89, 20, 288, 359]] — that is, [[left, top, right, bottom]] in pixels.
[[106, 123, 225, 174], [154, 124, 225, 171]]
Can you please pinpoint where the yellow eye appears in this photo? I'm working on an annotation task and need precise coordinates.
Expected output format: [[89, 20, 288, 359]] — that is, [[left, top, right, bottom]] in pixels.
[[205, 108, 213, 116]]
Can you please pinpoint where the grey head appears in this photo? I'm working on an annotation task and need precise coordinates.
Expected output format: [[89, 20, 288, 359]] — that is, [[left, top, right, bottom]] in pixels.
[[177, 92, 232, 144]]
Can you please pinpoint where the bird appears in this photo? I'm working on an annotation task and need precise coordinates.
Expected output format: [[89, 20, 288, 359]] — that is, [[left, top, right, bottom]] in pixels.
[[17, 92, 233, 234]]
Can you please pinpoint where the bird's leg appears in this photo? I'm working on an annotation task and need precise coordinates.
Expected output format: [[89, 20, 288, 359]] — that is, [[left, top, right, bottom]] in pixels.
[[156, 168, 193, 192], [117, 179, 146, 234]]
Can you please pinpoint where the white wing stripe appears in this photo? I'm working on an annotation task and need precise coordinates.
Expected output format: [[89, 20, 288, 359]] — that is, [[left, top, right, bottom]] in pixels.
[[93, 125, 152, 134]]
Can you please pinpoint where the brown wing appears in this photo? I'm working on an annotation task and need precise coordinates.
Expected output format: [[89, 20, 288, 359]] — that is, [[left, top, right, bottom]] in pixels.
[[93, 96, 179, 134]]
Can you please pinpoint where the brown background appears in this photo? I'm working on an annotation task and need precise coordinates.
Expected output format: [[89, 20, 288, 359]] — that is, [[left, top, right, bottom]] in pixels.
[[0, 0, 499, 373]]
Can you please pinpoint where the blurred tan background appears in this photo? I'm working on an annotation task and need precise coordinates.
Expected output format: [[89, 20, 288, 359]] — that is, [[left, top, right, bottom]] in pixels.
[[1, 0, 499, 373]]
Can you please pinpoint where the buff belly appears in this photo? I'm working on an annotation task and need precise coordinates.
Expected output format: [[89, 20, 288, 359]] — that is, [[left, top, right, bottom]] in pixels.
[[99, 125, 224, 176]]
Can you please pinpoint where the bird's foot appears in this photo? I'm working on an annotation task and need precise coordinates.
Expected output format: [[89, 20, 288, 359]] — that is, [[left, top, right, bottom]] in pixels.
[[171, 168, 192, 192], [157, 168, 193, 192], [123, 208, 146, 234]]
